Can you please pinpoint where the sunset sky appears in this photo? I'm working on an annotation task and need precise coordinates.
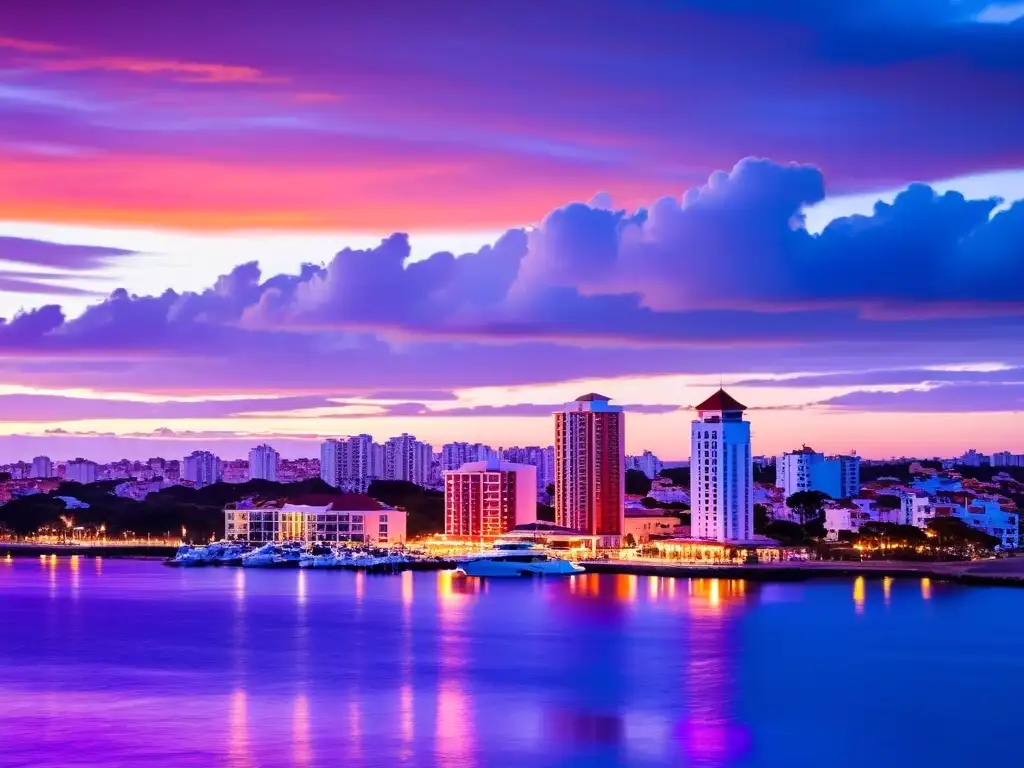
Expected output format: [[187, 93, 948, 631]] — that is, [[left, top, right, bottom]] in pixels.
[[0, 0, 1023, 461]]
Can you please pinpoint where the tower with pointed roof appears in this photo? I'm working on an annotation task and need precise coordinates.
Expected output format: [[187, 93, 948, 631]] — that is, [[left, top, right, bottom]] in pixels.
[[554, 393, 624, 546], [691, 389, 753, 542]]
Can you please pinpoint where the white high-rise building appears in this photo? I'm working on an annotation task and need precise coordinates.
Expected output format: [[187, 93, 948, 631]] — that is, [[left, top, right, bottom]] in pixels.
[[777, 448, 860, 499], [385, 434, 432, 486], [626, 450, 663, 479], [31, 456, 54, 479], [248, 444, 279, 481], [65, 458, 98, 485], [690, 389, 753, 542], [441, 442, 499, 471], [183, 450, 222, 488], [320, 435, 381, 492]]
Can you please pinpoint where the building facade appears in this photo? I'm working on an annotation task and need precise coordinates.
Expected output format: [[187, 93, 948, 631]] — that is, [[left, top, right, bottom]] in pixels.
[[225, 498, 405, 546], [183, 450, 222, 488], [385, 434, 432, 486], [248, 443, 279, 481], [443, 460, 537, 537], [441, 442, 499, 471], [320, 435, 382, 492], [65, 459, 98, 485], [501, 445, 556, 495], [991, 452, 1024, 468], [626, 450, 663, 479], [554, 393, 624, 547], [777, 448, 860, 499], [31, 456, 53, 479], [690, 389, 753, 542]]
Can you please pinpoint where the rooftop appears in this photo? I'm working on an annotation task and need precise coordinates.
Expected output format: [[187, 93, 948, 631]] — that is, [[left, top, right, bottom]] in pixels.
[[695, 388, 747, 412], [575, 392, 612, 402]]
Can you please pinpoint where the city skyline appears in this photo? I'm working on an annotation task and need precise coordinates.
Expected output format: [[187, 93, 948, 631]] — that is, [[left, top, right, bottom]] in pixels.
[[1, 3, 1023, 459]]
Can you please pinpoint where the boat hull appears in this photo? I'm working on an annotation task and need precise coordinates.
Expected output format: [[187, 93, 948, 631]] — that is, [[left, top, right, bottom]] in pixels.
[[456, 560, 585, 578]]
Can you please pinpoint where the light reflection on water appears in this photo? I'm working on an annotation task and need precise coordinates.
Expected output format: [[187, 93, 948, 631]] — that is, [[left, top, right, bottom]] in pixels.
[[0, 559, 1020, 768]]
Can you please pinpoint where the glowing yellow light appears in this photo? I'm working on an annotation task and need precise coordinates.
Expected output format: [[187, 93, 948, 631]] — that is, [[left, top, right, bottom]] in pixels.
[[708, 579, 721, 608], [921, 577, 932, 601], [883, 576, 892, 605], [401, 570, 413, 606], [648, 575, 659, 600], [853, 576, 866, 614]]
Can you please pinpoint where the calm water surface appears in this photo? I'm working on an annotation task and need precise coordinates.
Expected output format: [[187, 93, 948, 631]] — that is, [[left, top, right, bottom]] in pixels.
[[1, 558, 1022, 768]]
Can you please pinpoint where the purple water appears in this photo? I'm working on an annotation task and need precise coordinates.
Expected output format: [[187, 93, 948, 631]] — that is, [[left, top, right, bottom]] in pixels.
[[1, 558, 1021, 767]]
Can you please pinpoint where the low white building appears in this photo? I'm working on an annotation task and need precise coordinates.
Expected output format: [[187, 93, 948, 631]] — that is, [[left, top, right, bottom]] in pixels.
[[224, 495, 406, 546], [941, 500, 1018, 550], [648, 478, 690, 504], [824, 505, 873, 540]]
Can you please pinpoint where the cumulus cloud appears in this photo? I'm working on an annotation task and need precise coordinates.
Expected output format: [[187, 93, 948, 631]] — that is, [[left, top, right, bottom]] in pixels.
[[0, 157, 1023, 398]]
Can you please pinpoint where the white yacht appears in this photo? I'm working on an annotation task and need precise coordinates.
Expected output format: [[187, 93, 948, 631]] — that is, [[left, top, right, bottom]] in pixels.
[[170, 544, 206, 566], [456, 541, 585, 578], [241, 543, 278, 567]]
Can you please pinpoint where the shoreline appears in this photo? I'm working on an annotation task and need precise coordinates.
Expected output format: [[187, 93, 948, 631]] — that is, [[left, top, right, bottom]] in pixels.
[[6, 543, 1024, 587]]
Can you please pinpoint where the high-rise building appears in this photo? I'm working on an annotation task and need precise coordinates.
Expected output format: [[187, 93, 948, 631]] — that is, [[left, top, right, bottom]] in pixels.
[[65, 458, 98, 485], [441, 442, 499, 471], [626, 450, 663, 479], [248, 443, 279, 481], [385, 434, 432, 486], [960, 449, 987, 467], [320, 435, 381, 492], [690, 389, 752, 542], [31, 456, 53, 479], [444, 460, 537, 537], [183, 450, 222, 488], [777, 447, 860, 499], [554, 393, 624, 546], [991, 451, 1024, 468], [501, 446, 555, 495]]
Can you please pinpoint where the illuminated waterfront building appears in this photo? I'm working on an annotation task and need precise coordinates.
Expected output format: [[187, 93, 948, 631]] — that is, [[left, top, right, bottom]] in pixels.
[[690, 389, 752, 542], [443, 460, 537, 537], [224, 494, 406, 545], [554, 393, 625, 547]]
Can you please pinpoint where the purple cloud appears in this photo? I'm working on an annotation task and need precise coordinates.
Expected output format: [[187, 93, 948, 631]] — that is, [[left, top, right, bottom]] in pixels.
[[0, 159, 1022, 400], [820, 383, 1024, 413], [736, 367, 1024, 389], [0, 394, 341, 422], [0, 237, 135, 270]]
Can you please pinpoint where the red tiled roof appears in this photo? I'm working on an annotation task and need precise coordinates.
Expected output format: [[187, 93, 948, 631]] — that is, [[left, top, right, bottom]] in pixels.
[[284, 492, 384, 510], [695, 388, 747, 412], [575, 392, 612, 402]]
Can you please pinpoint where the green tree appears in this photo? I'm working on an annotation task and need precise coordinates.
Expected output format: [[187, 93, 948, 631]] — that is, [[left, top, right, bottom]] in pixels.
[[763, 520, 807, 546], [623, 533, 637, 548], [874, 495, 902, 510], [625, 469, 653, 496], [786, 491, 831, 526], [658, 467, 689, 486], [754, 503, 770, 534], [927, 517, 1000, 558]]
